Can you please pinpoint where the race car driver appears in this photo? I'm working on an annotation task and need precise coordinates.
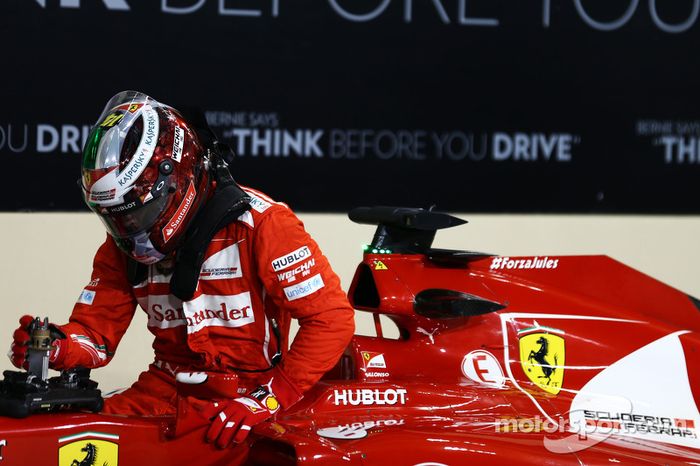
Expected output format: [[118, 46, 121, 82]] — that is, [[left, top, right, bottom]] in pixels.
[[9, 91, 355, 457]]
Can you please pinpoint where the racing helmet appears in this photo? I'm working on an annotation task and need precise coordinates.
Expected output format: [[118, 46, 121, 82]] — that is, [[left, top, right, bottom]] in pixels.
[[80, 91, 211, 264]]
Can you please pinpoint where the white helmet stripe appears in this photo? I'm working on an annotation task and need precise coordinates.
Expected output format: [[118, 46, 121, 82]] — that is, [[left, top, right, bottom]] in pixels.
[[88, 105, 159, 205]]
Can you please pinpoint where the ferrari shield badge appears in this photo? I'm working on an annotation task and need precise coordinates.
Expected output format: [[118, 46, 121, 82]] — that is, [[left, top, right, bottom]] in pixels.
[[58, 432, 119, 466], [518, 324, 565, 395]]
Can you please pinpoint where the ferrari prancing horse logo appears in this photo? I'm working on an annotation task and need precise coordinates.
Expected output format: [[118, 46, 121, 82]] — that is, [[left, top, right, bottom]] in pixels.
[[519, 332, 565, 395], [58, 432, 119, 466]]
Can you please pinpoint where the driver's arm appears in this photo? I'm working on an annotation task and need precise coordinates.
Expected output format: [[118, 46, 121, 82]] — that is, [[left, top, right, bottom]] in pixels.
[[52, 235, 138, 370], [252, 207, 355, 407]]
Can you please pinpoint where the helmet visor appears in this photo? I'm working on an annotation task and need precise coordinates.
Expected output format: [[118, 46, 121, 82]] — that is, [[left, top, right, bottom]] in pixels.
[[94, 192, 170, 239]]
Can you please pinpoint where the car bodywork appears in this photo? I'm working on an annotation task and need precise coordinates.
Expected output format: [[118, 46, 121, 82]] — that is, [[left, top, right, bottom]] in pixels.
[[1, 207, 699, 465]]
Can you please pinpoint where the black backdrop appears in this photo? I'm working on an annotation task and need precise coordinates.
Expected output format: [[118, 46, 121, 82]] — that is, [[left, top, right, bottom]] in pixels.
[[1, 0, 699, 212]]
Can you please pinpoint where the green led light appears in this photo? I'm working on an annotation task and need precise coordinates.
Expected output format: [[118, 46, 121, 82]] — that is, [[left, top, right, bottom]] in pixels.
[[372, 249, 378, 254], [379, 249, 386, 254]]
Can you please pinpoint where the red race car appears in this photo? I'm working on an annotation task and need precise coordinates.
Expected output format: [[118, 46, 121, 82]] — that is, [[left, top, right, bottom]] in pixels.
[[1, 206, 699, 465]]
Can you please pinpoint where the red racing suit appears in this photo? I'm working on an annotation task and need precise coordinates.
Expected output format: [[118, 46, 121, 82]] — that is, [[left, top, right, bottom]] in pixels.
[[52, 187, 355, 416]]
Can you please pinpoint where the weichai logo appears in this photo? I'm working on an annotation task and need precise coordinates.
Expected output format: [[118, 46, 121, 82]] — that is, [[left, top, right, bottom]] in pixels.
[[276, 258, 315, 282]]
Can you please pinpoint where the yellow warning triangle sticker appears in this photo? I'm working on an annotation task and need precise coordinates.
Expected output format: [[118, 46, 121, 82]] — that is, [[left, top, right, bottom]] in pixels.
[[374, 261, 388, 270]]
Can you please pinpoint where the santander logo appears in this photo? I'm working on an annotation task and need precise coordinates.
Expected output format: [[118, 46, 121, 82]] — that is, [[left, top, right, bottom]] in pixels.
[[163, 183, 196, 242], [141, 292, 256, 333]]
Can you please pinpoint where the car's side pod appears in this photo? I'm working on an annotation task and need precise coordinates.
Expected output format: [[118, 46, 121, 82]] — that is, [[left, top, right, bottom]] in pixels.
[[414, 288, 506, 318]]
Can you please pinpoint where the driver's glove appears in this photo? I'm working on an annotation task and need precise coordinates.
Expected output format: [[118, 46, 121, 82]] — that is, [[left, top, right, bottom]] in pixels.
[[205, 368, 302, 448], [8, 315, 66, 369], [206, 386, 280, 448]]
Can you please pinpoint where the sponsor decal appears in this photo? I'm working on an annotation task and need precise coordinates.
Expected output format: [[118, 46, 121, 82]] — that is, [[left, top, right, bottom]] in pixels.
[[114, 106, 159, 189], [271, 245, 312, 272], [374, 260, 388, 270], [583, 410, 697, 439], [58, 432, 119, 466], [265, 396, 279, 411], [333, 388, 408, 406], [490, 256, 559, 270], [416, 327, 437, 344], [200, 243, 242, 280], [175, 372, 208, 384], [365, 372, 390, 378], [82, 171, 93, 190], [163, 182, 196, 242], [171, 125, 184, 162], [86, 278, 100, 288], [89, 188, 116, 203], [143, 292, 255, 332], [461, 350, 506, 388], [77, 289, 96, 306], [99, 111, 124, 129], [565, 331, 700, 450], [361, 351, 387, 370], [250, 387, 280, 413], [276, 258, 314, 283], [518, 323, 565, 395], [283, 274, 324, 301], [237, 396, 265, 414], [249, 387, 280, 413], [107, 201, 137, 214], [116, 103, 143, 114], [249, 195, 272, 213], [317, 419, 405, 440]]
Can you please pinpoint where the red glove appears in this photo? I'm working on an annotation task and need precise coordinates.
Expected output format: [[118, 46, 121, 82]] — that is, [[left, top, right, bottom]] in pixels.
[[206, 386, 280, 448], [206, 369, 303, 448], [8, 315, 65, 369]]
